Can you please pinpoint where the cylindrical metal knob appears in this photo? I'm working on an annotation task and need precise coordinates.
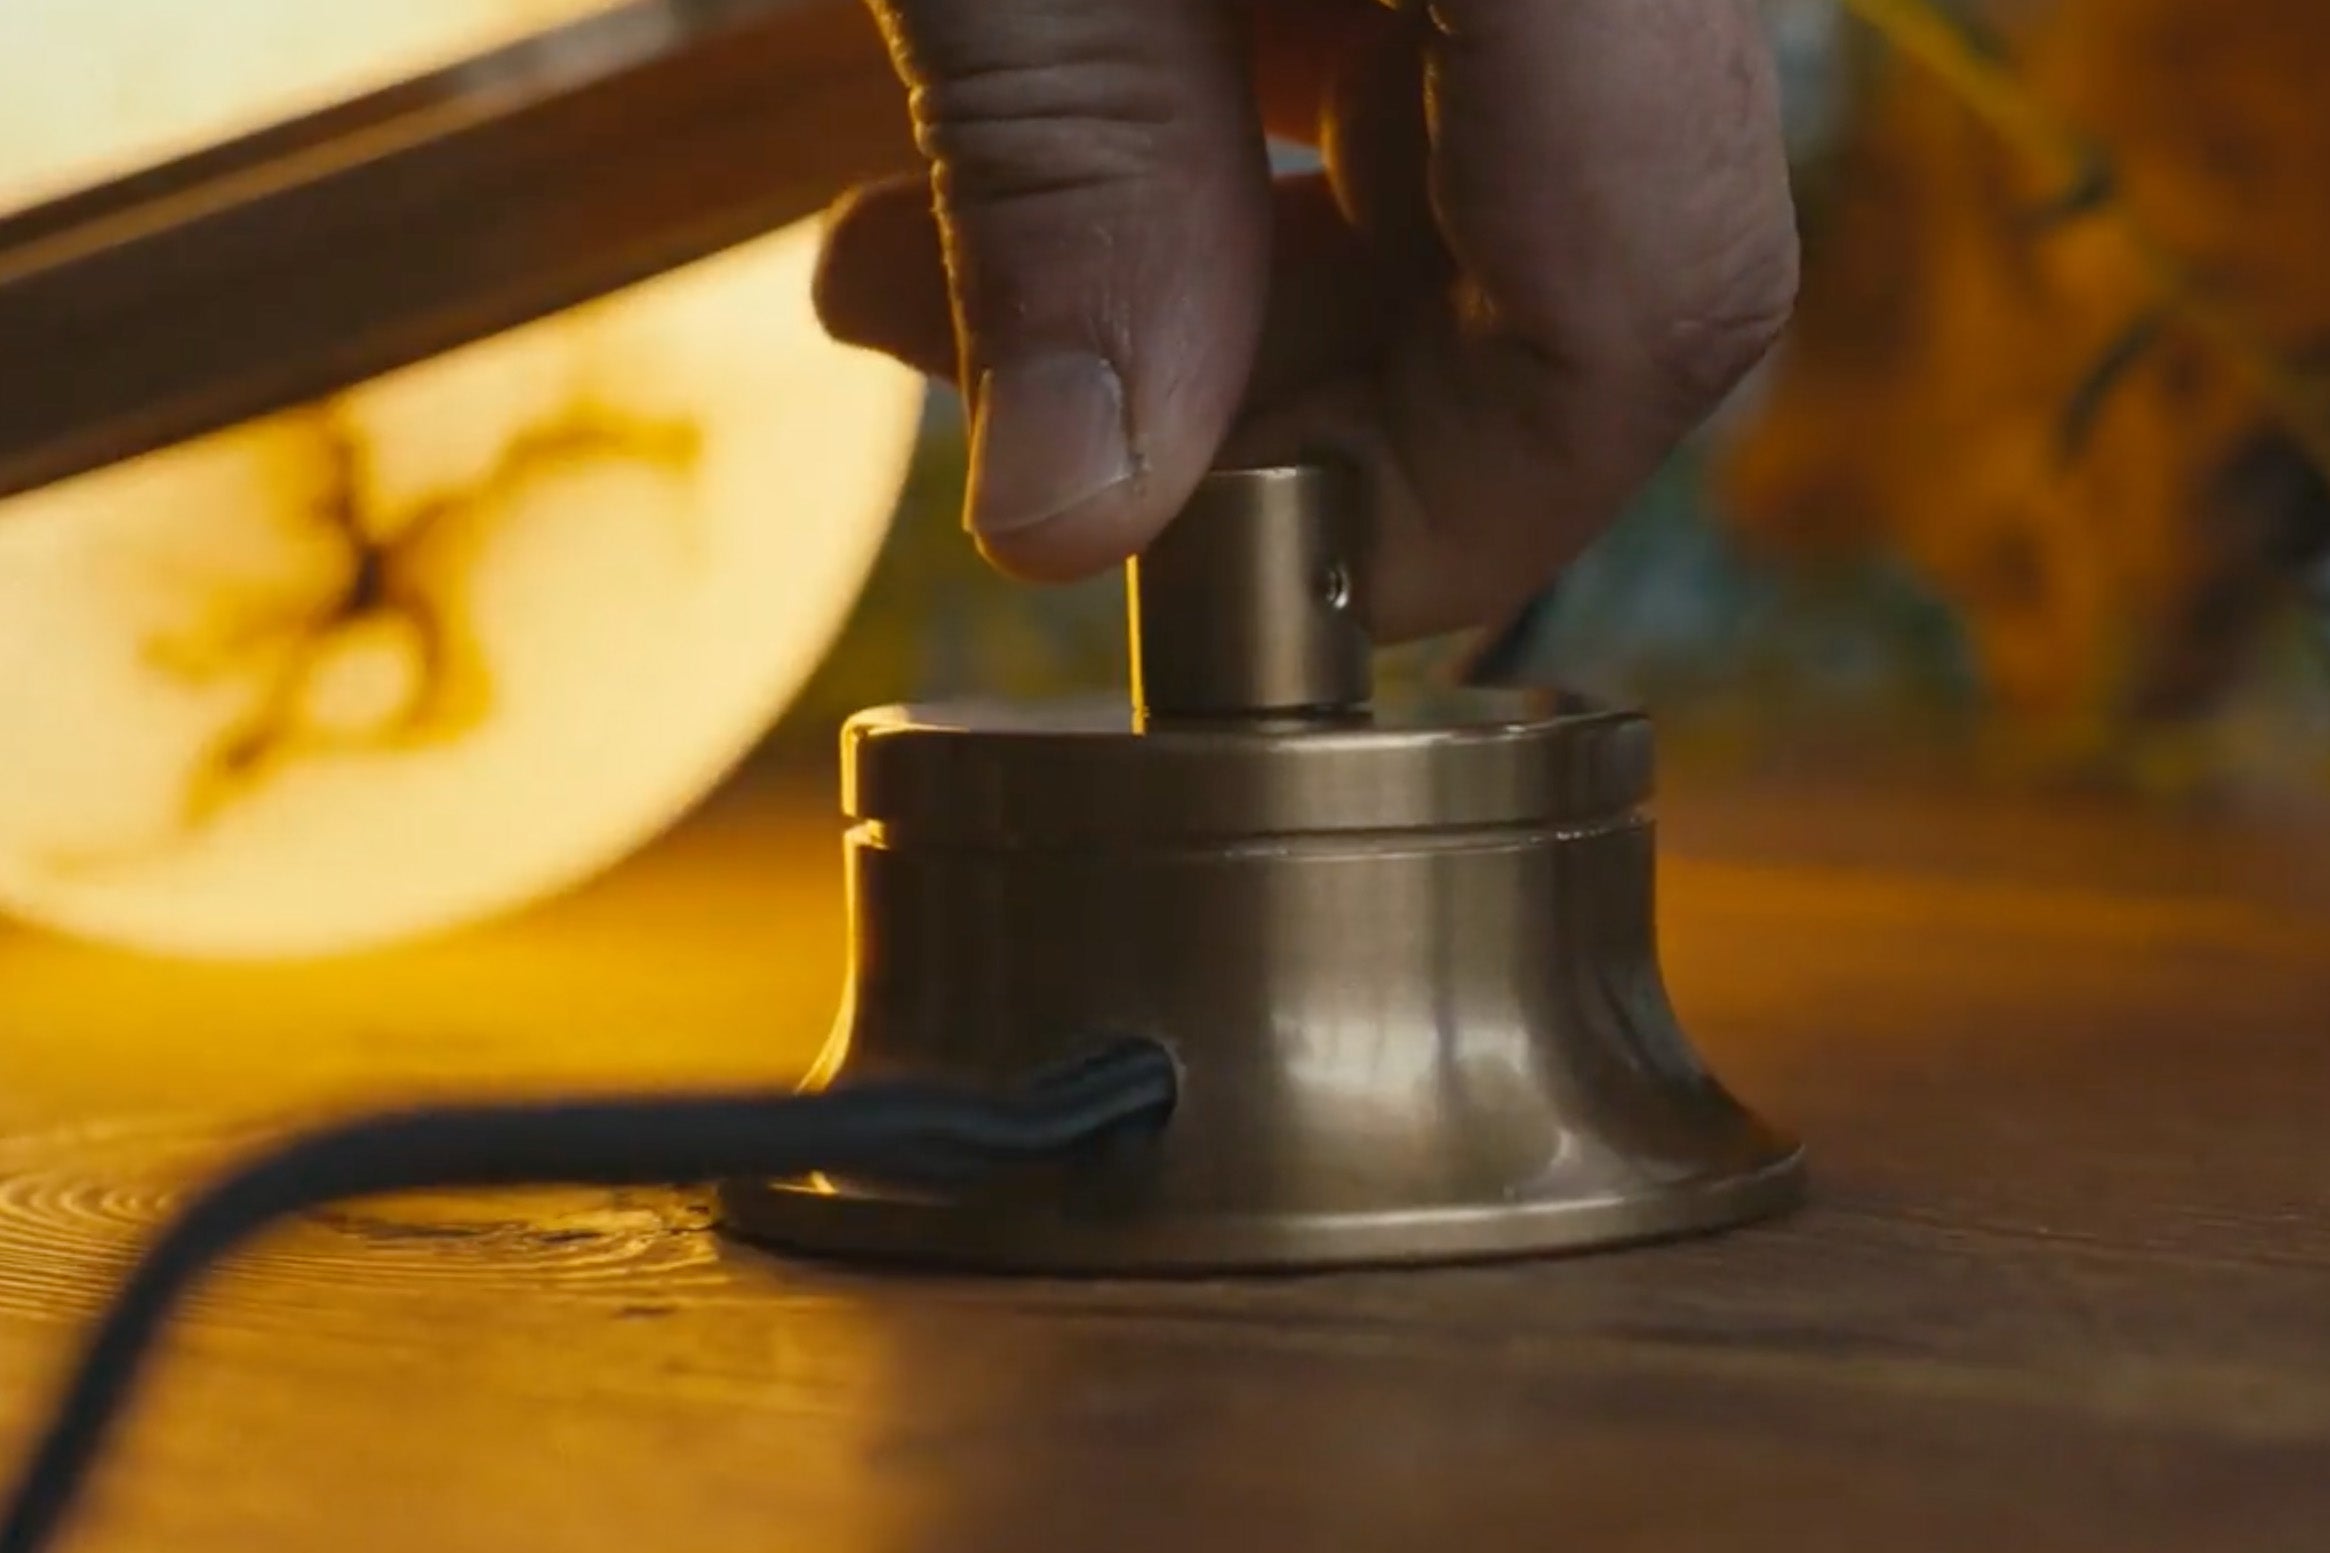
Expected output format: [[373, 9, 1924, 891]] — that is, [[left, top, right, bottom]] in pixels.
[[1128, 463, 1373, 719]]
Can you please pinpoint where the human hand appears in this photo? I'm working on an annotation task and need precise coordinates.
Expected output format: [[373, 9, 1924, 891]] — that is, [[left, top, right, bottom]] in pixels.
[[813, 0, 1797, 640]]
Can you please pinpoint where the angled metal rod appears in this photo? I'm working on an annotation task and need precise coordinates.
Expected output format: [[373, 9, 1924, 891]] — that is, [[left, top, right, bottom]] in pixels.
[[0, 0, 913, 503]]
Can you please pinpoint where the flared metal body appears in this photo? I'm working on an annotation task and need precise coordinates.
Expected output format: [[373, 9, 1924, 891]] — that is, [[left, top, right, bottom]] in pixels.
[[720, 466, 1803, 1272]]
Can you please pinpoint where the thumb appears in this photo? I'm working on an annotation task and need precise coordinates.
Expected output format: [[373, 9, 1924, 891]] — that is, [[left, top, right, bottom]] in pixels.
[[851, 0, 1272, 580]]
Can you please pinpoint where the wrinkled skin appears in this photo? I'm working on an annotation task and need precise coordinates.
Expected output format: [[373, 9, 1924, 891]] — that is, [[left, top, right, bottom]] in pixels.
[[814, 0, 1800, 641]]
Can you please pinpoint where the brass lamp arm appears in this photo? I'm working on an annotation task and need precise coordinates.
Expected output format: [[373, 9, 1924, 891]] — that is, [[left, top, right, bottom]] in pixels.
[[0, 0, 911, 504]]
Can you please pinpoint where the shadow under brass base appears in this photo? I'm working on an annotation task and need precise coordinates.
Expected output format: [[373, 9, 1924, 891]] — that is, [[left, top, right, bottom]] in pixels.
[[718, 467, 1805, 1276]]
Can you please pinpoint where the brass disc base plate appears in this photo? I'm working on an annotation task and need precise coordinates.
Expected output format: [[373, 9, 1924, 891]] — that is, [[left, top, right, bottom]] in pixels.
[[719, 1147, 1805, 1276]]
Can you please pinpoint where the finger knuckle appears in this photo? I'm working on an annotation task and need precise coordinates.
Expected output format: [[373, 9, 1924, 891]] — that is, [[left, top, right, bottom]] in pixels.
[[1643, 208, 1800, 413], [1635, 30, 1802, 412], [910, 52, 1183, 206]]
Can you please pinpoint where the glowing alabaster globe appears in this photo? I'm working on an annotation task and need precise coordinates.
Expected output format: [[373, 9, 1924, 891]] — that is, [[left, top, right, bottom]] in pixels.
[[0, 0, 925, 958]]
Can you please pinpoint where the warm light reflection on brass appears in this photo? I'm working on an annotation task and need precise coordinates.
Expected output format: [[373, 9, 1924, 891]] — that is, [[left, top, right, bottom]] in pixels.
[[723, 466, 1805, 1272], [0, 1, 922, 959]]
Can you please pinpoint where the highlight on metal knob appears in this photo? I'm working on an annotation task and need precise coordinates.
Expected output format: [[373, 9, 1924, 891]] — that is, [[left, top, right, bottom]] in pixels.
[[1126, 463, 1374, 720]]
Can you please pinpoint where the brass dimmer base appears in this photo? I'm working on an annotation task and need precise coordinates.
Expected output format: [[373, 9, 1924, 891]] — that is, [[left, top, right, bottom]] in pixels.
[[720, 465, 1803, 1273]]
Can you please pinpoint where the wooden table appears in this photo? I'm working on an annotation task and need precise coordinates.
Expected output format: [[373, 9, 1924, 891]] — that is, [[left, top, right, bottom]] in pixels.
[[2, 769, 2326, 1553]]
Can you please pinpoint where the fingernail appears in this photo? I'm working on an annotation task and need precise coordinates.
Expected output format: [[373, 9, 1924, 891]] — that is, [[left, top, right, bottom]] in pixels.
[[966, 351, 1136, 538]]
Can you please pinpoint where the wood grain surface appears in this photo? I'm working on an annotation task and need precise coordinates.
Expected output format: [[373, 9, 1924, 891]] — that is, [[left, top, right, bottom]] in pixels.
[[1, 769, 2326, 1553]]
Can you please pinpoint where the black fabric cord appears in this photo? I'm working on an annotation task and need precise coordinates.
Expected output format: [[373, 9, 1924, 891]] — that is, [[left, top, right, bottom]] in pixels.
[[0, 1037, 1177, 1553]]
